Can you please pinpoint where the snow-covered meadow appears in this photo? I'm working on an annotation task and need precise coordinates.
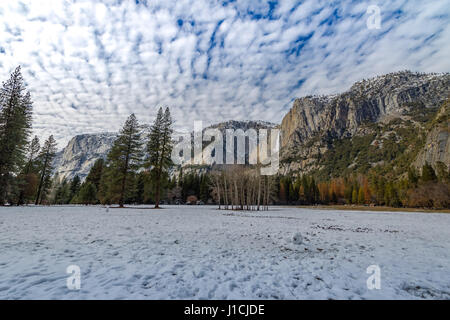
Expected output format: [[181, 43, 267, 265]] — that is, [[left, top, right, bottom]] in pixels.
[[0, 205, 449, 300]]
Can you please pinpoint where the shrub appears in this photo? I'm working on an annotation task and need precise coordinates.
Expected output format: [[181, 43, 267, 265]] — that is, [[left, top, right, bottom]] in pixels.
[[406, 182, 450, 209]]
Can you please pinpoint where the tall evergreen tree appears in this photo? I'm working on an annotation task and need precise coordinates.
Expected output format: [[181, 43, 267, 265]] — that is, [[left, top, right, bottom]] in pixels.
[[78, 182, 98, 205], [147, 107, 173, 208], [35, 135, 57, 205], [53, 178, 72, 205], [0, 66, 33, 204], [86, 158, 104, 191], [69, 175, 81, 201], [106, 114, 143, 207], [352, 188, 358, 204], [24, 136, 41, 173], [17, 135, 40, 205], [357, 187, 365, 204], [135, 171, 147, 204]]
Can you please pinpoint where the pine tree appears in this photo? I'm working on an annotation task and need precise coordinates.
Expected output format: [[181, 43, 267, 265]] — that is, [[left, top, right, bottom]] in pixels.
[[78, 182, 98, 205], [16, 135, 40, 205], [383, 182, 401, 207], [311, 178, 319, 204], [135, 171, 147, 204], [352, 188, 358, 204], [106, 114, 143, 207], [23, 136, 40, 173], [147, 107, 173, 208], [86, 158, 104, 191], [97, 168, 111, 205], [81, 158, 105, 204], [53, 178, 72, 204], [375, 176, 386, 205], [0, 66, 33, 204], [35, 135, 57, 205], [300, 175, 308, 203], [357, 187, 365, 204], [69, 175, 81, 201]]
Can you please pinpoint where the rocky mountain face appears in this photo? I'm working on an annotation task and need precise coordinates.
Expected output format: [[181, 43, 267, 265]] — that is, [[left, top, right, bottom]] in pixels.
[[280, 71, 450, 175], [414, 100, 450, 170], [53, 133, 117, 181]]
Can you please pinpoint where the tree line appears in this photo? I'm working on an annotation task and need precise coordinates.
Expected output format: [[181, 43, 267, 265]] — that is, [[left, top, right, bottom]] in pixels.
[[52, 149, 449, 210], [276, 163, 449, 209], [128, 161, 449, 209]]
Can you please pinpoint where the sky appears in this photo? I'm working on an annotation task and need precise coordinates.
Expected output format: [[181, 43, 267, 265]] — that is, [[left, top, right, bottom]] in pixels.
[[1, 0, 449, 147]]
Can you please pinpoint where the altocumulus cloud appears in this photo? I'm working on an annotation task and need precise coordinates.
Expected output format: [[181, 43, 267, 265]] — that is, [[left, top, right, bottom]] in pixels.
[[0, 0, 449, 147]]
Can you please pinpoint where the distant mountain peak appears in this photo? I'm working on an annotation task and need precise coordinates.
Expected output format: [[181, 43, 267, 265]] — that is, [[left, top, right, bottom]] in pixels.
[[53, 132, 117, 181]]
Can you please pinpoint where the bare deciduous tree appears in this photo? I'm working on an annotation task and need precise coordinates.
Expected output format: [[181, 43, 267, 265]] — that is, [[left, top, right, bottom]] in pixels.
[[210, 166, 275, 211]]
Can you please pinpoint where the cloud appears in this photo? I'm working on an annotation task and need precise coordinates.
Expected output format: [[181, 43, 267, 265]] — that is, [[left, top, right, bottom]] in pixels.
[[0, 0, 449, 147]]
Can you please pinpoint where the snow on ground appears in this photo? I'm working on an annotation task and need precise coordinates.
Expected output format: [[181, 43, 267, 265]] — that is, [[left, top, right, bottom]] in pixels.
[[0, 205, 449, 300]]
